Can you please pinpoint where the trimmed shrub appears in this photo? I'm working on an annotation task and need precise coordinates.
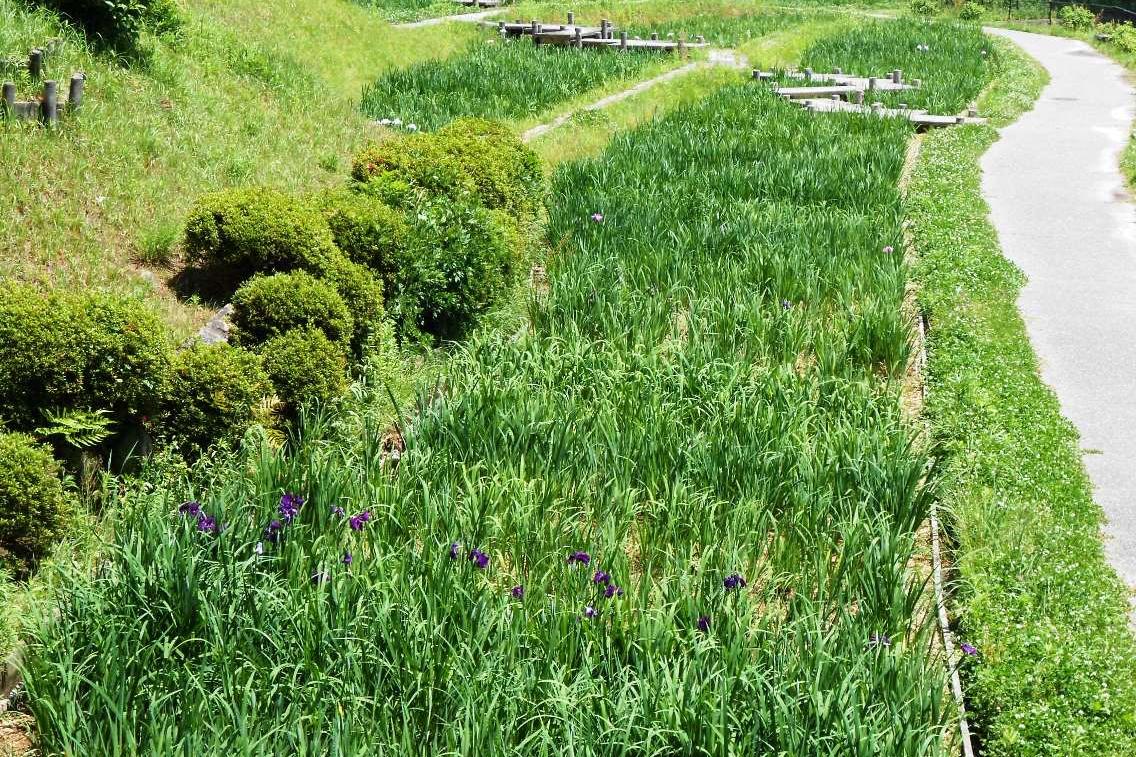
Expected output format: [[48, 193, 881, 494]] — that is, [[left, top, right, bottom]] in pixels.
[[259, 329, 348, 415], [37, 0, 177, 50], [0, 433, 69, 570], [320, 188, 409, 287], [230, 271, 353, 348], [160, 343, 272, 453], [909, 0, 939, 17], [183, 187, 341, 279], [1057, 4, 1096, 30], [0, 286, 172, 432], [392, 198, 516, 340], [350, 135, 476, 207], [959, 1, 984, 21], [321, 257, 386, 354], [434, 118, 544, 223]]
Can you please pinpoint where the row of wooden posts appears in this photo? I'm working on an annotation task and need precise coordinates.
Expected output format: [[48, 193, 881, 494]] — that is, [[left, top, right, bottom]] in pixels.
[[1, 73, 85, 125], [499, 12, 705, 52]]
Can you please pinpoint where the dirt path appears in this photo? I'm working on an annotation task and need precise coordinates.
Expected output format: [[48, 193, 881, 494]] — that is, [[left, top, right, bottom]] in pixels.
[[396, 8, 500, 29], [981, 28, 1136, 621]]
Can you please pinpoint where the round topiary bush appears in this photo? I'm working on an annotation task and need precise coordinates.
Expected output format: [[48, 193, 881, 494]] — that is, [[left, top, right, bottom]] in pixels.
[[183, 187, 341, 279], [0, 286, 172, 432], [160, 343, 272, 453], [434, 117, 544, 224], [350, 135, 476, 207], [959, 1, 984, 21], [230, 271, 354, 349], [1058, 5, 1096, 30], [393, 198, 516, 341], [259, 329, 348, 415], [321, 257, 386, 354], [0, 433, 70, 570], [320, 188, 409, 285]]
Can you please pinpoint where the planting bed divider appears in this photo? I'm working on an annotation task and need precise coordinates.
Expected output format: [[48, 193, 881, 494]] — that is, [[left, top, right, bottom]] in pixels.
[[1, 39, 85, 125]]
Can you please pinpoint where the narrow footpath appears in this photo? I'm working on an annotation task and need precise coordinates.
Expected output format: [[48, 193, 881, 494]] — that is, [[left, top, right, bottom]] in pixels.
[[982, 28, 1136, 619]]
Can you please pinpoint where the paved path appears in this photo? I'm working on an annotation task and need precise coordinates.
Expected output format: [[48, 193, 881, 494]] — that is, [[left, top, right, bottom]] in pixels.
[[981, 28, 1136, 619], [396, 9, 500, 29]]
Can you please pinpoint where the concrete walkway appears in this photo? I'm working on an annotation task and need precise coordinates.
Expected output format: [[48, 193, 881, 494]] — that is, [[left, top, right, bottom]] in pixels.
[[981, 28, 1136, 619]]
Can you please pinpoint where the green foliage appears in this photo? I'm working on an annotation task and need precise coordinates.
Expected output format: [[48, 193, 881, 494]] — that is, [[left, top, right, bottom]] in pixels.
[[360, 34, 665, 130], [160, 343, 272, 454], [258, 329, 348, 414], [321, 257, 386, 354], [36, 0, 177, 50], [183, 187, 341, 280], [958, 1, 984, 22], [1108, 23, 1136, 53], [434, 117, 544, 224], [0, 286, 172, 432], [0, 432, 69, 570], [1057, 4, 1096, 30], [33, 408, 115, 450], [909, 116, 1136, 756], [320, 188, 409, 281], [350, 135, 476, 206], [394, 197, 515, 341], [909, 0, 939, 17], [230, 271, 354, 349]]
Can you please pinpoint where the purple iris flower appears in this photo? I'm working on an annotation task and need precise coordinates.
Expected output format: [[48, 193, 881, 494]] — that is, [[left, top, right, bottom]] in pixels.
[[279, 493, 303, 523], [469, 548, 489, 570], [342, 551, 353, 566], [869, 633, 892, 648], [723, 573, 747, 591], [567, 551, 591, 566], [583, 605, 598, 619], [264, 519, 284, 543], [960, 642, 978, 656], [697, 615, 711, 633], [604, 584, 623, 599], [349, 511, 371, 531], [593, 570, 611, 585], [332, 506, 345, 518], [197, 515, 218, 534], [511, 585, 524, 600], [781, 299, 793, 311], [179, 501, 202, 518], [449, 542, 461, 560]]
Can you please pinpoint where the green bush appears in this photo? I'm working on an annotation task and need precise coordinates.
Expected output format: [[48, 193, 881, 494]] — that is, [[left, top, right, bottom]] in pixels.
[[1057, 4, 1096, 30], [321, 188, 409, 281], [0, 433, 69, 570], [230, 271, 354, 348], [350, 135, 476, 207], [909, 0, 939, 17], [959, 1, 984, 21], [183, 187, 341, 279], [321, 257, 386, 354], [392, 198, 516, 340], [37, 0, 177, 50], [160, 343, 272, 453], [259, 329, 348, 415], [1110, 23, 1136, 53], [434, 118, 544, 224], [0, 286, 172, 432]]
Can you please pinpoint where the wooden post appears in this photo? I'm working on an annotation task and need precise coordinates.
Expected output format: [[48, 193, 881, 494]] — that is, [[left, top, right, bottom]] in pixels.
[[868, 77, 877, 91], [651, 32, 659, 40], [892, 69, 902, 84], [69, 72, 84, 112], [530, 19, 538, 35], [574, 27, 582, 48], [567, 11, 574, 25], [2, 82, 14, 117], [751, 69, 761, 80], [601, 19, 610, 39], [804, 67, 813, 79], [831, 94, 840, 101], [42, 79, 57, 126], [854, 90, 864, 105], [498, 20, 505, 32], [678, 35, 685, 57], [834, 66, 843, 75], [29, 49, 43, 79], [620, 31, 627, 50]]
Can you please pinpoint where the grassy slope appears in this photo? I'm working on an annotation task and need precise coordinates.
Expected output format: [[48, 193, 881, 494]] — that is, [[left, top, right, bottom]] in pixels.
[[908, 35, 1136, 756], [0, 0, 478, 338]]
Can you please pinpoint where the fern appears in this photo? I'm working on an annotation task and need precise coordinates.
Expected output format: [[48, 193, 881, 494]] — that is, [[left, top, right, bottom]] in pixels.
[[34, 408, 115, 449]]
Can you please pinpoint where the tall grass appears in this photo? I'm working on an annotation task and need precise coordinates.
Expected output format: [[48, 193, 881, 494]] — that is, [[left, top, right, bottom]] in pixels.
[[23, 19, 995, 755], [361, 35, 671, 130]]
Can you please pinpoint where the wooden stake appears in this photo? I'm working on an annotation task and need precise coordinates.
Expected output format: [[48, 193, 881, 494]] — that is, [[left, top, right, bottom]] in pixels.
[[1, 82, 14, 117], [42, 79, 57, 126], [69, 72, 84, 112], [29, 49, 43, 79], [620, 31, 627, 50], [567, 11, 574, 24]]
